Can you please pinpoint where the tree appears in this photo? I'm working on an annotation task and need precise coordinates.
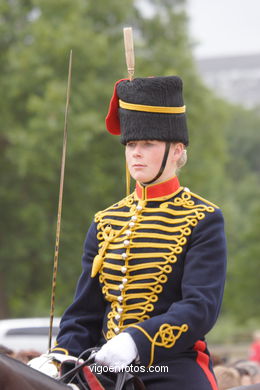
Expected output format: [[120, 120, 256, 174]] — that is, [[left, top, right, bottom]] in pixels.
[[220, 105, 260, 323], [1, 0, 259, 329], [0, 0, 137, 316]]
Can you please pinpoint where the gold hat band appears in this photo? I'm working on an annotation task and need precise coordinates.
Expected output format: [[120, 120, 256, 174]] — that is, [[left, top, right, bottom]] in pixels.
[[119, 99, 186, 114]]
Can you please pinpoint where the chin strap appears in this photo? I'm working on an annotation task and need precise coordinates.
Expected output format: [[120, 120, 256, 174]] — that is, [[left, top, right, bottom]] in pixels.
[[143, 142, 171, 185]]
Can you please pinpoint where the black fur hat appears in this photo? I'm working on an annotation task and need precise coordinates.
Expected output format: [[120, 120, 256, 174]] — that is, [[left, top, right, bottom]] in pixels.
[[106, 76, 188, 145]]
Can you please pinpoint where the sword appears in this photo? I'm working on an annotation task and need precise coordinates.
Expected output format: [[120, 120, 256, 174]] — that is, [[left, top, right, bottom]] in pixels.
[[48, 50, 73, 351]]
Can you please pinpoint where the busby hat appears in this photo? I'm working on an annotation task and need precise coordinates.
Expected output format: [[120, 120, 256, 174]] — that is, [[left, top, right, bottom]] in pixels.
[[106, 76, 188, 145]]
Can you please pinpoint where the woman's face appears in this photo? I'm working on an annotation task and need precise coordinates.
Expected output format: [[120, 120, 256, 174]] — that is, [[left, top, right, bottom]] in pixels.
[[125, 140, 183, 184]]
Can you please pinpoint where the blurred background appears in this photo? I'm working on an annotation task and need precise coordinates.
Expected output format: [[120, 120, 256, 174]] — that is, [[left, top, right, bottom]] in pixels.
[[0, 0, 259, 363]]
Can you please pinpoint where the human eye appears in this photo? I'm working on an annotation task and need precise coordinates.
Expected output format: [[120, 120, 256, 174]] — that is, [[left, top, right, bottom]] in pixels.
[[144, 140, 156, 147], [126, 141, 136, 148]]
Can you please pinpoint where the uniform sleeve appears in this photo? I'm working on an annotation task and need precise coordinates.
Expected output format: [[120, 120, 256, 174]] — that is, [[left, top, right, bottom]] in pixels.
[[126, 208, 227, 366], [52, 221, 106, 357]]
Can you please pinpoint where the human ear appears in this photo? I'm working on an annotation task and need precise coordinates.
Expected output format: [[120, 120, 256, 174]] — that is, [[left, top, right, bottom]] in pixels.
[[171, 143, 184, 162]]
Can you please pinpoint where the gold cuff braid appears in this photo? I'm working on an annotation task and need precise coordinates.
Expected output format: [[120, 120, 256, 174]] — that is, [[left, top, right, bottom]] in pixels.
[[129, 323, 189, 366]]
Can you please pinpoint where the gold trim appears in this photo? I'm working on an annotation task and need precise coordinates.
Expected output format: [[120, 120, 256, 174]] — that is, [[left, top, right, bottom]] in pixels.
[[126, 160, 131, 196], [119, 99, 186, 114], [134, 186, 183, 202], [129, 323, 188, 366], [97, 190, 216, 344], [51, 347, 69, 355]]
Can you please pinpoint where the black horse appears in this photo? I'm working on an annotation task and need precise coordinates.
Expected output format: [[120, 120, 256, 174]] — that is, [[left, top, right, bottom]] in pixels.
[[0, 353, 69, 390], [0, 353, 145, 390]]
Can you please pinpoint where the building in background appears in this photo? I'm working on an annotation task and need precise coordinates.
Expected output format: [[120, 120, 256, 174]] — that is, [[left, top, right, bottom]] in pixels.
[[196, 53, 260, 108]]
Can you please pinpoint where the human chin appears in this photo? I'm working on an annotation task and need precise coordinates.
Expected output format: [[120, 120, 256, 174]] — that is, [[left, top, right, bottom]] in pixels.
[[133, 171, 155, 183], [129, 169, 146, 182]]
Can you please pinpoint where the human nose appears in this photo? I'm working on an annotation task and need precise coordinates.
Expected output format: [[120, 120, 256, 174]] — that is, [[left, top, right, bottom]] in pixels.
[[132, 145, 142, 157]]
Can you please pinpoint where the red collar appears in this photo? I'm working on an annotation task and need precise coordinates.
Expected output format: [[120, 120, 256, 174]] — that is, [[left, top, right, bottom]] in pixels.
[[135, 176, 180, 200]]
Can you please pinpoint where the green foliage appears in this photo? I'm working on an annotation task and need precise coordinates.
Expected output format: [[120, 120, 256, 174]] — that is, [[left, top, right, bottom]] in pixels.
[[220, 105, 260, 324], [0, 0, 134, 316], [0, 0, 259, 335]]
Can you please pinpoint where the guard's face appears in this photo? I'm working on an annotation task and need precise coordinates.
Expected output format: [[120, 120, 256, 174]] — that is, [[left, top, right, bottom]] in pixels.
[[125, 140, 182, 184]]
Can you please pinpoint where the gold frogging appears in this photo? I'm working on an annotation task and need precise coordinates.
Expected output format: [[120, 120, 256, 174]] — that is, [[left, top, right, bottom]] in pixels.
[[91, 225, 115, 277]]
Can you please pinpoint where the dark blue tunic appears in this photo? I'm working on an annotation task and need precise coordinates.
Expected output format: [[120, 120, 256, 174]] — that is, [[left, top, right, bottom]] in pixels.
[[54, 177, 227, 389]]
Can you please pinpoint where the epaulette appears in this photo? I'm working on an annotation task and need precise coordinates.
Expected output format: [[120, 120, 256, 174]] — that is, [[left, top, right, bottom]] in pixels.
[[182, 187, 219, 210], [95, 192, 135, 220]]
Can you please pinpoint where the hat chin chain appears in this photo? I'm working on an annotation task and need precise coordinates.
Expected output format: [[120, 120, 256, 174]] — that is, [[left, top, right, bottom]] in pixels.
[[142, 142, 171, 186]]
